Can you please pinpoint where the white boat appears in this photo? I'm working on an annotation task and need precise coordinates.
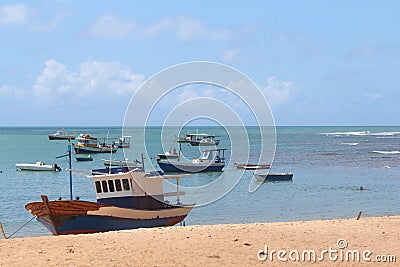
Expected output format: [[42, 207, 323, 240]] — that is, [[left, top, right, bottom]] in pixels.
[[234, 163, 271, 170], [101, 158, 140, 167], [16, 162, 62, 171], [113, 136, 131, 148], [176, 133, 220, 146]]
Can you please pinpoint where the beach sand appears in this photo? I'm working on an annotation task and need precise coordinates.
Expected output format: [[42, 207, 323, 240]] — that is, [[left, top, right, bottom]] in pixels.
[[0, 216, 399, 266]]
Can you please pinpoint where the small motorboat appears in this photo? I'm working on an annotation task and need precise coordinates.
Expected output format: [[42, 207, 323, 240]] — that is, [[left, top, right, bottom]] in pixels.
[[101, 158, 140, 167], [75, 155, 93, 162], [48, 128, 76, 140], [113, 136, 131, 148], [16, 162, 62, 171], [156, 147, 179, 161], [176, 133, 220, 146], [234, 163, 271, 170], [254, 173, 293, 182]]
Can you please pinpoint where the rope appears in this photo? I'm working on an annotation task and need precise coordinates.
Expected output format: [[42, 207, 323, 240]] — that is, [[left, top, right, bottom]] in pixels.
[[6, 216, 36, 239]]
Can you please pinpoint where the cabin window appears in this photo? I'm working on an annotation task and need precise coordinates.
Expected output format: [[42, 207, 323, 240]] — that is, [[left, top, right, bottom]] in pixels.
[[101, 180, 109, 193], [122, 179, 130, 191], [95, 181, 102, 193], [115, 179, 122, 191], [108, 180, 115, 192]]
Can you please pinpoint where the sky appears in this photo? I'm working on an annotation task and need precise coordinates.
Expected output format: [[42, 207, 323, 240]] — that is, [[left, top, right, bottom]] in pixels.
[[0, 1, 399, 126]]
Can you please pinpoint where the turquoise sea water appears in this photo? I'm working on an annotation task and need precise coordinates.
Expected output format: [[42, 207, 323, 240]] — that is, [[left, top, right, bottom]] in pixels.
[[0, 126, 399, 238]]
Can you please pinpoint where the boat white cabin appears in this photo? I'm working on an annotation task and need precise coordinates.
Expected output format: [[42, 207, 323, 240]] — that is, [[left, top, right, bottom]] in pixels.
[[88, 170, 187, 208], [114, 136, 131, 148]]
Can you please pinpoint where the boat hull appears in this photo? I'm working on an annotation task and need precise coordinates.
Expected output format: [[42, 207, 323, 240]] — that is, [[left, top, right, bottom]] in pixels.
[[48, 135, 75, 140], [254, 173, 293, 182], [189, 140, 220, 146], [234, 163, 271, 170], [25, 196, 193, 235], [102, 159, 139, 167], [157, 161, 224, 172], [16, 163, 61, 171], [73, 145, 118, 154], [75, 156, 93, 162]]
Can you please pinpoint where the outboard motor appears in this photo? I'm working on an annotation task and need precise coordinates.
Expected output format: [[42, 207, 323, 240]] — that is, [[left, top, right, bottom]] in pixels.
[[53, 163, 62, 171]]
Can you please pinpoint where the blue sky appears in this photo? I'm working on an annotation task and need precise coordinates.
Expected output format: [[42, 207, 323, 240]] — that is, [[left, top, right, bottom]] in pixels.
[[0, 1, 399, 126]]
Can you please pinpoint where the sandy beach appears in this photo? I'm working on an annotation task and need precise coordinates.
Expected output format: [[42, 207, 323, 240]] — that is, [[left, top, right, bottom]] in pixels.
[[1, 216, 399, 266]]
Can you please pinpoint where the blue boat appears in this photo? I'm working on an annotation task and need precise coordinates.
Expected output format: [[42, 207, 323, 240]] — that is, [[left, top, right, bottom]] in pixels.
[[157, 148, 226, 172], [25, 170, 193, 235]]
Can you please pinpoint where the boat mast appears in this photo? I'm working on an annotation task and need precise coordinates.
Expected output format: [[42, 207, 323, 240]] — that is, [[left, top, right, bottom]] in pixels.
[[56, 141, 73, 200], [68, 138, 73, 200]]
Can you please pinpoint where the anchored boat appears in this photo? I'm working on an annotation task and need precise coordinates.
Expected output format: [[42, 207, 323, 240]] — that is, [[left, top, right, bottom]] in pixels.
[[157, 148, 227, 172], [234, 163, 271, 170], [254, 173, 293, 182], [101, 158, 140, 168], [72, 134, 118, 154], [16, 162, 61, 171], [176, 133, 220, 146], [25, 170, 193, 235], [48, 128, 76, 140]]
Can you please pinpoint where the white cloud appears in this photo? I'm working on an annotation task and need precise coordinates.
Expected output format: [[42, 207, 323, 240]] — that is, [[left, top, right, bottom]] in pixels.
[[82, 15, 229, 42], [0, 3, 31, 26], [364, 93, 381, 101], [262, 76, 298, 105], [343, 44, 391, 59], [30, 59, 144, 107], [82, 14, 137, 39], [0, 85, 26, 99], [0, 3, 71, 31], [220, 48, 241, 63]]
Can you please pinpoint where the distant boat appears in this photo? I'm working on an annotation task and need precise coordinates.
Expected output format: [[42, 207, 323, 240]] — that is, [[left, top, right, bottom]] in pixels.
[[176, 133, 220, 146], [234, 163, 271, 170], [48, 128, 76, 140], [113, 136, 131, 148], [157, 148, 227, 172], [25, 170, 193, 235], [156, 147, 179, 161], [75, 155, 93, 162], [16, 162, 62, 171], [254, 173, 293, 182], [101, 158, 140, 167], [72, 134, 118, 154]]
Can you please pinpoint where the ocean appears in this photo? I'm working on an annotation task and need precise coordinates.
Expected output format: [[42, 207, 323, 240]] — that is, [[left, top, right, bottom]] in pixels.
[[0, 126, 399, 238]]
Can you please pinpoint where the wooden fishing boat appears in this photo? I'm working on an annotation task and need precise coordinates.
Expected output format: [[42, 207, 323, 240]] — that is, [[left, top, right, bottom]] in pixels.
[[25, 170, 193, 235], [234, 163, 271, 170], [254, 173, 293, 182], [72, 133, 118, 154]]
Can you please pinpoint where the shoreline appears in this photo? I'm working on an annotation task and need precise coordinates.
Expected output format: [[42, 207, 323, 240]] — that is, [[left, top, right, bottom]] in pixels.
[[1, 215, 399, 266]]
